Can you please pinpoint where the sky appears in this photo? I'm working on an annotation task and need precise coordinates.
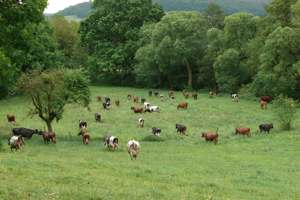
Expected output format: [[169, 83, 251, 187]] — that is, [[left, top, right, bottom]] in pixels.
[[44, 0, 89, 14]]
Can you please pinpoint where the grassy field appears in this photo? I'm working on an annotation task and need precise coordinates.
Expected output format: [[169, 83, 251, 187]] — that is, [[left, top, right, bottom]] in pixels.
[[0, 86, 299, 200]]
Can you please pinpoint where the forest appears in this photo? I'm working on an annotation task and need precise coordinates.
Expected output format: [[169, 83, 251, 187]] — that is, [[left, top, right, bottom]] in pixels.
[[1, 0, 300, 100]]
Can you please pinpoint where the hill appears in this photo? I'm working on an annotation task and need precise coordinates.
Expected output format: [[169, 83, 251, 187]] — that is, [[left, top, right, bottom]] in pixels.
[[54, 0, 271, 20], [0, 86, 299, 199]]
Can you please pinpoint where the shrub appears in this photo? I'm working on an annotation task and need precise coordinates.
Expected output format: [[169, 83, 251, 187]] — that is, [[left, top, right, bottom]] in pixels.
[[273, 95, 297, 130]]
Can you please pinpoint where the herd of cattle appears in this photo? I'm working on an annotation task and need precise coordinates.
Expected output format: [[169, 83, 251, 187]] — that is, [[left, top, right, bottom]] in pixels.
[[5, 90, 275, 160]]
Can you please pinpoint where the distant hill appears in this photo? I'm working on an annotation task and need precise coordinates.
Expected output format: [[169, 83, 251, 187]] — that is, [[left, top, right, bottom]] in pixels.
[[53, 0, 271, 20]]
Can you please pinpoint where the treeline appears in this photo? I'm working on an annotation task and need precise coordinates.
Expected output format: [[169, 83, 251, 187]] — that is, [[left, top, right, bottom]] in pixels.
[[1, 0, 300, 100]]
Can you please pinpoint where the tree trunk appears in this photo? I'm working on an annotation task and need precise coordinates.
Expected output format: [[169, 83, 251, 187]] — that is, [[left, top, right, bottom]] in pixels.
[[185, 60, 193, 88], [46, 121, 53, 132]]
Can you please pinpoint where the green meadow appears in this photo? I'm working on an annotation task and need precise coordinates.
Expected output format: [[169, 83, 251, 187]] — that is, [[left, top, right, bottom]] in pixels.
[[0, 86, 299, 200]]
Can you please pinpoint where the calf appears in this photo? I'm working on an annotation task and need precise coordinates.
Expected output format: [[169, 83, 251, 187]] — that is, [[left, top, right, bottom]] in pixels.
[[201, 130, 218, 144], [192, 93, 198, 100], [8, 135, 24, 151], [115, 100, 120, 107], [95, 113, 101, 123], [259, 123, 273, 133], [104, 135, 119, 151], [131, 107, 144, 114], [260, 100, 268, 109], [12, 128, 42, 139], [127, 140, 140, 160], [152, 127, 161, 136], [138, 118, 144, 128], [7, 114, 16, 124], [42, 131, 56, 144], [260, 96, 273, 103], [235, 127, 251, 136], [79, 127, 90, 145], [176, 124, 187, 135], [79, 120, 87, 129], [177, 102, 188, 110]]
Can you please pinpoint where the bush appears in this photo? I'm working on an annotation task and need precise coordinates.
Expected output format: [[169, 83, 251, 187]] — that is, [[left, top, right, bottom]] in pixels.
[[273, 95, 297, 130]]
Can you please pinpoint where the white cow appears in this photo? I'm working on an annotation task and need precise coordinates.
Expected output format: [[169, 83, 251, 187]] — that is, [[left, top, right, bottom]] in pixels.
[[127, 140, 140, 160]]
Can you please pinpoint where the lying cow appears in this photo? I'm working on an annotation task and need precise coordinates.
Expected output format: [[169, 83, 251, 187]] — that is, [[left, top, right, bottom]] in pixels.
[[259, 123, 273, 133], [104, 135, 119, 151], [176, 124, 187, 135], [201, 129, 218, 144], [12, 128, 43, 139], [95, 113, 101, 123], [152, 127, 161, 136], [42, 131, 56, 144], [127, 140, 140, 160], [8, 135, 24, 151], [148, 106, 160, 113], [131, 106, 144, 113], [235, 127, 251, 136], [177, 102, 188, 110], [7, 114, 16, 124], [138, 118, 144, 128]]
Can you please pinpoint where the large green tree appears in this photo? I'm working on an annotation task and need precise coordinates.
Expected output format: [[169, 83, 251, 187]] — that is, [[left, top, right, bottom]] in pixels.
[[79, 0, 164, 84]]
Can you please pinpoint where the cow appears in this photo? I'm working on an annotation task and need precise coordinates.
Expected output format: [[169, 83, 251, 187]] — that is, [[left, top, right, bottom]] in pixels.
[[127, 140, 140, 160], [138, 118, 144, 128], [176, 124, 187, 135], [260, 96, 273, 103], [144, 102, 151, 110], [6, 114, 16, 124], [148, 91, 153, 97], [78, 127, 89, 145], [209, 91, 216, 98], [96, 96, 102, 102], [95, 113, 101, 123], [152, 127, 161, 136], [131, 107, 144, 113], [149, 106, 160, 112], [177, 102, 188, 110], [168, 91, 174, 98], [42, 131, 56, 144], [192, 93, 198, 100], [260, 100, 268, 109], [104, 97, 111, 104], [12, 128, 43, 139], [79, 120, 87, 129], [103, 102, 110, 110], [201, 129, 219, 144], [104, 135, 119, 151], [115, 100, 120, 107], [133, 96, 139, 103], [8, 135, 24, 151], [235, 127, 251, 136], [259, 123, 274, 133], [231, 93, 239, 102]]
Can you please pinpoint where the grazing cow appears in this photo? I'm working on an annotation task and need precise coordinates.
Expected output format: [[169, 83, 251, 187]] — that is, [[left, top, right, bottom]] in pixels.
[[138, 118, 144, 128], [148, 91, 153, 97], [154, 92, 159, 97], [231, 93, 239, 102], [201, 129, 218, 144], [127, 94, 132, 100], [96, 96, 102, 102], [8, 135, 24, 151], [152, 127, 161, 136], [12, 128, 43, 139], [131, 107, 144, 113], [79, 120, 87, 129], [127, 140, 140, 160], [168, 91, 174, 98], [6, 114, 16, 124], [260, 96, 273, 103], [260, 100, 268, 109], [176, 124, 187, 135], [192, 93, 198, 100], [78, 128, 90, 145], [115, 100, 120, 107], [95, 113, 101, 122], [209, 91, 216, 98], [259, 123, 273, 133], [104, 135, 119, 151], [141, 98, 146, 104], [104, 97, 111, 104], [235, 127, 251, 136], [177, 102, 188, 110], [42, 131, 56, 144]]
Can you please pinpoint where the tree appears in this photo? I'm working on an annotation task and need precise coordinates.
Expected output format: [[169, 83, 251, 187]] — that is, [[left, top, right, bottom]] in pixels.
[[267, 0, 298, 26], [17, 69, 90, 132], [0, 50, 15, 98], [203, 3, 225, 29], [79, 0, 164, 84]]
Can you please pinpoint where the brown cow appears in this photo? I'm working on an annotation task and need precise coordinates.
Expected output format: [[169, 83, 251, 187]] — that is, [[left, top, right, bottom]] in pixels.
[[131, 107, 144, 113], [235, 127, 251, 136], [177, 102, 188, 110], [6, 114, 16, 124], [201, 130, 218, 144], [42, 131, 56, 144], [260, 100, 268, 109], [260, 96, 273, 103]]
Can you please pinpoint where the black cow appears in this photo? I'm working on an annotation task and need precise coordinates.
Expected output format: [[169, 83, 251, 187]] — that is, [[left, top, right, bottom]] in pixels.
[[259, 123, 274, 133], [176, 124, 187, 135], [103, 102, 110, 110], [152, 127, 161, 136], [12, 128, 43, 139], [79, 120, 87, 129]]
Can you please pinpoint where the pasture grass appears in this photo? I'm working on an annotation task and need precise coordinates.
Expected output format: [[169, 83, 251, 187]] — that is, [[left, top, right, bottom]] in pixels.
[[0, 86, 299, 200]]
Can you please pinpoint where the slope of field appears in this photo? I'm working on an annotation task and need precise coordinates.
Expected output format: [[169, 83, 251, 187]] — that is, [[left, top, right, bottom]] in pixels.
[[53, 0, 271, 20], [0, 86, 299, 199]]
